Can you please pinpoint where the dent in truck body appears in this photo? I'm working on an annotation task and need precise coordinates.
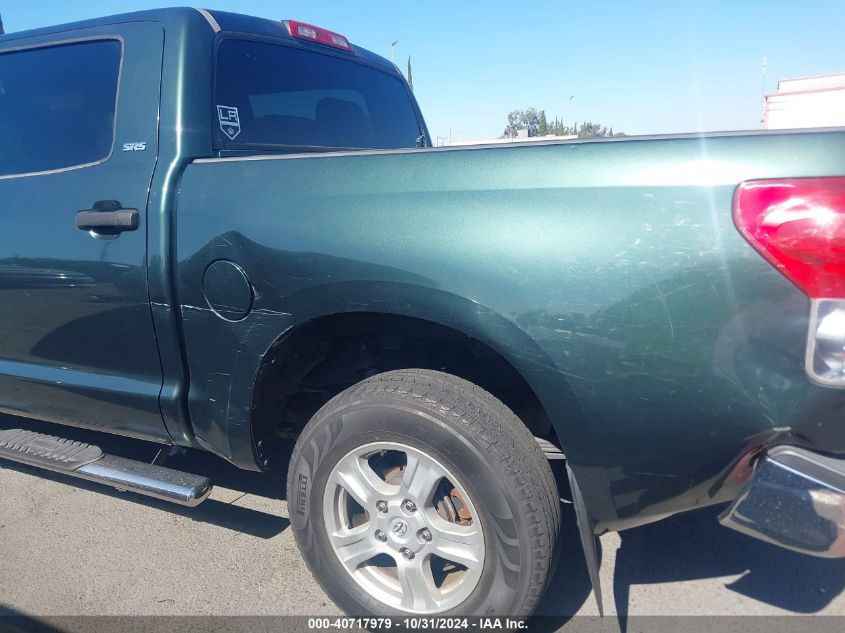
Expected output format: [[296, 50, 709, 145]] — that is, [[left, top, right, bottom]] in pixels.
[[176, 129, 845, 532]]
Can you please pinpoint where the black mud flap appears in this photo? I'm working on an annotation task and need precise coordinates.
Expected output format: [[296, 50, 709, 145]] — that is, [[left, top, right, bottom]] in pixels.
[[566, 462, 604, 616]]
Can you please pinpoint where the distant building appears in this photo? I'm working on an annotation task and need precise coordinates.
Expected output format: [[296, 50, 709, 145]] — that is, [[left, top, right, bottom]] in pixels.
[[763, 72, 845, 129], [446, 134, 577, 147]]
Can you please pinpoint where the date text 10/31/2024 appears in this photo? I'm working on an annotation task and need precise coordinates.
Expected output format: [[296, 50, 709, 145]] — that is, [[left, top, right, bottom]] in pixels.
[[306, 617, 529, 630]]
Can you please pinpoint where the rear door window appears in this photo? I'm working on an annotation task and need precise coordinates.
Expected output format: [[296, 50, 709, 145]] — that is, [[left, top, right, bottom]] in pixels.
[[0, 39, 121, 177], [215, 39, 423, 150]]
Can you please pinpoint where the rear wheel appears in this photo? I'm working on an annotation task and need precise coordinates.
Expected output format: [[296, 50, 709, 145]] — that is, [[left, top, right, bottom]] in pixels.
[[287, 369, 560, 616]]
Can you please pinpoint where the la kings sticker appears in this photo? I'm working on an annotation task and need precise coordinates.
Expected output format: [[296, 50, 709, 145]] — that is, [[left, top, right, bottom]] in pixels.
[[217, 105, 241, 141]]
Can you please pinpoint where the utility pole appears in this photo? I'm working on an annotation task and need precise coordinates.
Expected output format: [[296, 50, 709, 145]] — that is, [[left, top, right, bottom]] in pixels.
[[390, 40, 399, 64], [760, 56, 768, 125]]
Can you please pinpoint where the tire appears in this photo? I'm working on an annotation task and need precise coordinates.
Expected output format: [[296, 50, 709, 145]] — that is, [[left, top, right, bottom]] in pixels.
[[287, 369, 560, 617]]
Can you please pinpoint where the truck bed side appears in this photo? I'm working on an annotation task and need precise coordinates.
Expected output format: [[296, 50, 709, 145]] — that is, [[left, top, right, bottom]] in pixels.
[[175, 130, 845, 531]]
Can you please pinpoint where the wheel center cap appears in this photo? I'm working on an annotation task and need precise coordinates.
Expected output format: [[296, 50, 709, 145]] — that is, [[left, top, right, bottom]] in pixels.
[[391, 519, 408, 537]]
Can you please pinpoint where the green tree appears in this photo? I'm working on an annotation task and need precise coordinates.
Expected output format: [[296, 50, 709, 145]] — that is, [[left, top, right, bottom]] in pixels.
[[502, 108, 624, 139], [502, 110, 522, 138], [501, 108, 544, 138], [538, 110, 548, 136], [576, 121, 625, 138], [521, 108, 541, 136]]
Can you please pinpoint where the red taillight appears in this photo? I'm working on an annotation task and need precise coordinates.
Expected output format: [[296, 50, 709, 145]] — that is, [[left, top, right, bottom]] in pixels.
[[734, 177, 845, 298], [287, 20, 351, 51]]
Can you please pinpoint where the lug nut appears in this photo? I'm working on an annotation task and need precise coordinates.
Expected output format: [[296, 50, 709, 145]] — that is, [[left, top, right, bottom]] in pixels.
[[419, 528, 432, 542], [403, 499, 417, 513], [375, 530, 387, 542], [400, 547, 415, 560], [376, 500, 389, 513]]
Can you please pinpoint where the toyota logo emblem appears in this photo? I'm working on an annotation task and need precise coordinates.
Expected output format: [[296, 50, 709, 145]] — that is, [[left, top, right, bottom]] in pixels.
[[392, 521, 408, 537]]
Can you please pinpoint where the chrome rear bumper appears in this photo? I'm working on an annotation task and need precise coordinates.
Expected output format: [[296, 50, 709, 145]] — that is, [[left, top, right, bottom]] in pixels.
[[720, 445, 845, 558]]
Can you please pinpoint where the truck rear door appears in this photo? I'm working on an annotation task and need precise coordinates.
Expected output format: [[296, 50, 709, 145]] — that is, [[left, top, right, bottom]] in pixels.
[[0, 23, 168, 440]]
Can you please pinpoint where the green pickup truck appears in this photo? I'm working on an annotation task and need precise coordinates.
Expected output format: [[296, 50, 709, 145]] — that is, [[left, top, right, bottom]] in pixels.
[[1, 7, 845, 618]]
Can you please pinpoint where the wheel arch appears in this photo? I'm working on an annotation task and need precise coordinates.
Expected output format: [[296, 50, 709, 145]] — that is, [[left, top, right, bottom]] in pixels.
[[246, 282, 587, 462]]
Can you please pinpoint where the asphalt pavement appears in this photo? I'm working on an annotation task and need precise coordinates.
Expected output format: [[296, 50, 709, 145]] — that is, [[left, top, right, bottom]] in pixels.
[[2, 415, 845, 632]]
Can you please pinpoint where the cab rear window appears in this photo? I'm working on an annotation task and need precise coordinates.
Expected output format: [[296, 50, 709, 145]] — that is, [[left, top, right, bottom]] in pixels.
[[215, 39, 423, 150]]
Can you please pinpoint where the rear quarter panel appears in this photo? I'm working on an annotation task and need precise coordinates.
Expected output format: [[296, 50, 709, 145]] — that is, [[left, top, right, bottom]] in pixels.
[[176, 130, 845, 531]]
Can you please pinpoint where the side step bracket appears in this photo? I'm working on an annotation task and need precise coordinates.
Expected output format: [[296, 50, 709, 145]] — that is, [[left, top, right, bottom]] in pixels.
[[0, 428, 212, 507]]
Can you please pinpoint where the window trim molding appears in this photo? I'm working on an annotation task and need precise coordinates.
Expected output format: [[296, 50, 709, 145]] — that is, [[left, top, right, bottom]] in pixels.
[[0, 35, 125, 180]]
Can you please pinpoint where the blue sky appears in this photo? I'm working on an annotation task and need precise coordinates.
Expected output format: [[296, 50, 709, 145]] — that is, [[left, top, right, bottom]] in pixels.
[[3, 1, 845, 141]]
